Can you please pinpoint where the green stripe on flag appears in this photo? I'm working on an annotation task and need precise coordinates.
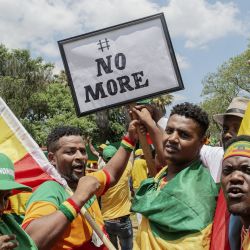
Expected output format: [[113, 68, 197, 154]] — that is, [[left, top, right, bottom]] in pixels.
[[131, 160, 218, 241]]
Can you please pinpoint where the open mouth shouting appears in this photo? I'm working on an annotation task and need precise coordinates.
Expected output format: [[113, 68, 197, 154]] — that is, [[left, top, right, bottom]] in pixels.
[[227, 186, 245, 199], [72, 164, 85, 175]]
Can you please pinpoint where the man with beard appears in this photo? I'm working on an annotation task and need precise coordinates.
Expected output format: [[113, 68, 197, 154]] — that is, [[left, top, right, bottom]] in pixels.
[[22, 126, 137, 250], [131, 102, 218, 249], [221, 135, 250, 249]]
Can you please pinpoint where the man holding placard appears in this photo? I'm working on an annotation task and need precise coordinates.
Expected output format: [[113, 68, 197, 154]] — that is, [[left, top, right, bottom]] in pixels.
[[131, 102, 218, 249]]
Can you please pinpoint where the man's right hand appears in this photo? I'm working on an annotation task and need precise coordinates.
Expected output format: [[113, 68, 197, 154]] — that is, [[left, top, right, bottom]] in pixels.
[[71, 176, 100, 208], [0, 234, 18, 250]]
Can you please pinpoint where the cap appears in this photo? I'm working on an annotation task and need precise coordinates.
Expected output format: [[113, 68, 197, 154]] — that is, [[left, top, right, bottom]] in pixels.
[[213, 97, 249, 126], [0, 153, 32, 191], [135, 149, 143, 157], [103, 145, 117, 161], [99, 144, 107, 150]]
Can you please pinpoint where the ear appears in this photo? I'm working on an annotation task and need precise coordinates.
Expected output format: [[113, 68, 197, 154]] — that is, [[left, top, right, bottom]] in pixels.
[[200, 136, 207, 147], [48, 152, 56, 166]]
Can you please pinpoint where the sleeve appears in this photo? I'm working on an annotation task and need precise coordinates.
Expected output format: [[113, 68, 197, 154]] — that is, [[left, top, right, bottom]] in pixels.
[[200, 145, 224, 183], [87, 169, 110, 196], [22, 201, 57, 229], [22, 181, 66, 229]]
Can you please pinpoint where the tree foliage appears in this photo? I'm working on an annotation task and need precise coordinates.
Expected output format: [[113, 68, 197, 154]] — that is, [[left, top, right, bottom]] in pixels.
[[201, 42, 250, 139], [21, 78, 98, 146], [0, 44, 54, 118]]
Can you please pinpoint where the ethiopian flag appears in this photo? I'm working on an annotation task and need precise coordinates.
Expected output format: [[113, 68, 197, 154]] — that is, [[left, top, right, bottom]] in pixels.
[[131, 160, 218, 250], [0, 97, 66, 217]]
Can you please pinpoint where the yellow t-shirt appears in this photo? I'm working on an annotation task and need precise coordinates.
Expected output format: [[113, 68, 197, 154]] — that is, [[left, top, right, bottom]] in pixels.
[[101, 162, 132, 220], [131, 158, 147, 189], [22, 170, 108, 250]]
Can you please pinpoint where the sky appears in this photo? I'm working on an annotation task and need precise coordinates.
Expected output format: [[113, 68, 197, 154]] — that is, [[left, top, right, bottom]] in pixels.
[[0, 0, 249, 115]]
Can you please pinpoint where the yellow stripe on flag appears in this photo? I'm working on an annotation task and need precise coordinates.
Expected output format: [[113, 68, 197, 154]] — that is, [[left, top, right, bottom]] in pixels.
[[238, 101, 250, 135], [134, 217, 212, 250], [0, 116, 27, 162]]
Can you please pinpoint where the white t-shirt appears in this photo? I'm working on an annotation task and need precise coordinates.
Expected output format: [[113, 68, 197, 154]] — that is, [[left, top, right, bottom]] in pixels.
[[200, 145, 224, 183]]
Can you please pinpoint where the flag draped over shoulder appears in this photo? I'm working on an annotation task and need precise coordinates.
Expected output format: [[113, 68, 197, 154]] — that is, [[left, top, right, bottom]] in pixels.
[[0, 98, 67, 216], [131, 160, 218, 250], [210, 101, 250, 250]]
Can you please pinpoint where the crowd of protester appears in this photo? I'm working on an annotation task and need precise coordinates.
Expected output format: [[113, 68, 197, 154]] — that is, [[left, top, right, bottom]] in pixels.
[[0, 96, 250, 250]]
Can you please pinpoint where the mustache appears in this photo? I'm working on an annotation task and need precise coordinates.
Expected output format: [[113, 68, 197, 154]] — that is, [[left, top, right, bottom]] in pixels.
[[165, 142, 179, 150]]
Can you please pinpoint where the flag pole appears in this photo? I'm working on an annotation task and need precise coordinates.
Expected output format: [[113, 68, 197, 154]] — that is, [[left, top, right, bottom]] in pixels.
[[65, 187, 116, 250]]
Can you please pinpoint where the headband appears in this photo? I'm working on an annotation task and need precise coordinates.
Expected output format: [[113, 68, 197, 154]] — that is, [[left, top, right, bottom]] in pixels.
[[223, 141, 250, 161]]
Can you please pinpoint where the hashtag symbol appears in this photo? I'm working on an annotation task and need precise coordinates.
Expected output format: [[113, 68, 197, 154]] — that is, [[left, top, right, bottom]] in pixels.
[[97, 38, 110, 52]]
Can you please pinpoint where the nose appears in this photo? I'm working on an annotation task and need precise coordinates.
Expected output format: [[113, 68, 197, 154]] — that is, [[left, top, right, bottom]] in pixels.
[[75, 150, 86, 162], [224, 127, 238, 142], [168, 131, 179, 143], [75, 150, 83, 159], [229, 171, 244, 185], [224, 131, 234, 142]]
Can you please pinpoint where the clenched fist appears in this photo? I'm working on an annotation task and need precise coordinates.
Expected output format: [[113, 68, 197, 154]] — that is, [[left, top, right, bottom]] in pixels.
[[71, 176, 100, 208]]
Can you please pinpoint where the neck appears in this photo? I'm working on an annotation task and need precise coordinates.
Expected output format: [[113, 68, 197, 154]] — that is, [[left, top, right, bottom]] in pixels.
[[60, 174, 78, 191], [167, 157, 200, 180]]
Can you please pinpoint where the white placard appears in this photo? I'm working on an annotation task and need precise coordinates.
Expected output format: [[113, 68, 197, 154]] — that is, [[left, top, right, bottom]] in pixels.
[[58, 13, 183, 116]]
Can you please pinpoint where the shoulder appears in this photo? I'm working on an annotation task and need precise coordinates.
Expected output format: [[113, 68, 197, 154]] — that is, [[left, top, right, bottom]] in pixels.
[[200, 145, 224, 158], [26, 181, 67, 208], [200, 145, 224, 183]]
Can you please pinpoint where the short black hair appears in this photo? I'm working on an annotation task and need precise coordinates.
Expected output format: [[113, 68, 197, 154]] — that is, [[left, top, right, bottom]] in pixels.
[[47, 126, 82, 153], [170, 102, 209, 136], [224, 135, 250, 151]]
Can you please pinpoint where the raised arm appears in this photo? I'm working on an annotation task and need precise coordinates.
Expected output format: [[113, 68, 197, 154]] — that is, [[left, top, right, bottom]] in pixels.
[[23, 176, 100, 250], [104, 120, 139, 187], [132, 106, 167, 166], [88, 139, 99, 158]]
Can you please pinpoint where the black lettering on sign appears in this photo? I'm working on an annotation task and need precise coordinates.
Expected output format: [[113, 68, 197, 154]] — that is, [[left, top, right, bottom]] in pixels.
[[84, 70, 149, 103], [117, 75, 134, 93], [95, 53, 127, 77], [115, 53, 126, 70], [95, 55, 113, 77], [106, 79, 118, 96], [131, 71, 149, 89], [84, 82, 108, 103]]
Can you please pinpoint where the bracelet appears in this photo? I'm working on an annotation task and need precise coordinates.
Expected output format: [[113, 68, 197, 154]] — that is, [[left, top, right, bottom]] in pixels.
[[58, 199, 79, 222], [121, 135, 135, 152], [67, 198, 81, 213]]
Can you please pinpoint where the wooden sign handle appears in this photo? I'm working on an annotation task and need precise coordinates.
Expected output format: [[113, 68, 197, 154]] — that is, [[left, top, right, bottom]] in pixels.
[[66, 187, 116, 250]]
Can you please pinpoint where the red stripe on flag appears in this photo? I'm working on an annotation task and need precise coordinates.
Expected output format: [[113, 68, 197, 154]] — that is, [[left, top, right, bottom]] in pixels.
[[14, 153, 54, 190], [210, 188, 231, 250]]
